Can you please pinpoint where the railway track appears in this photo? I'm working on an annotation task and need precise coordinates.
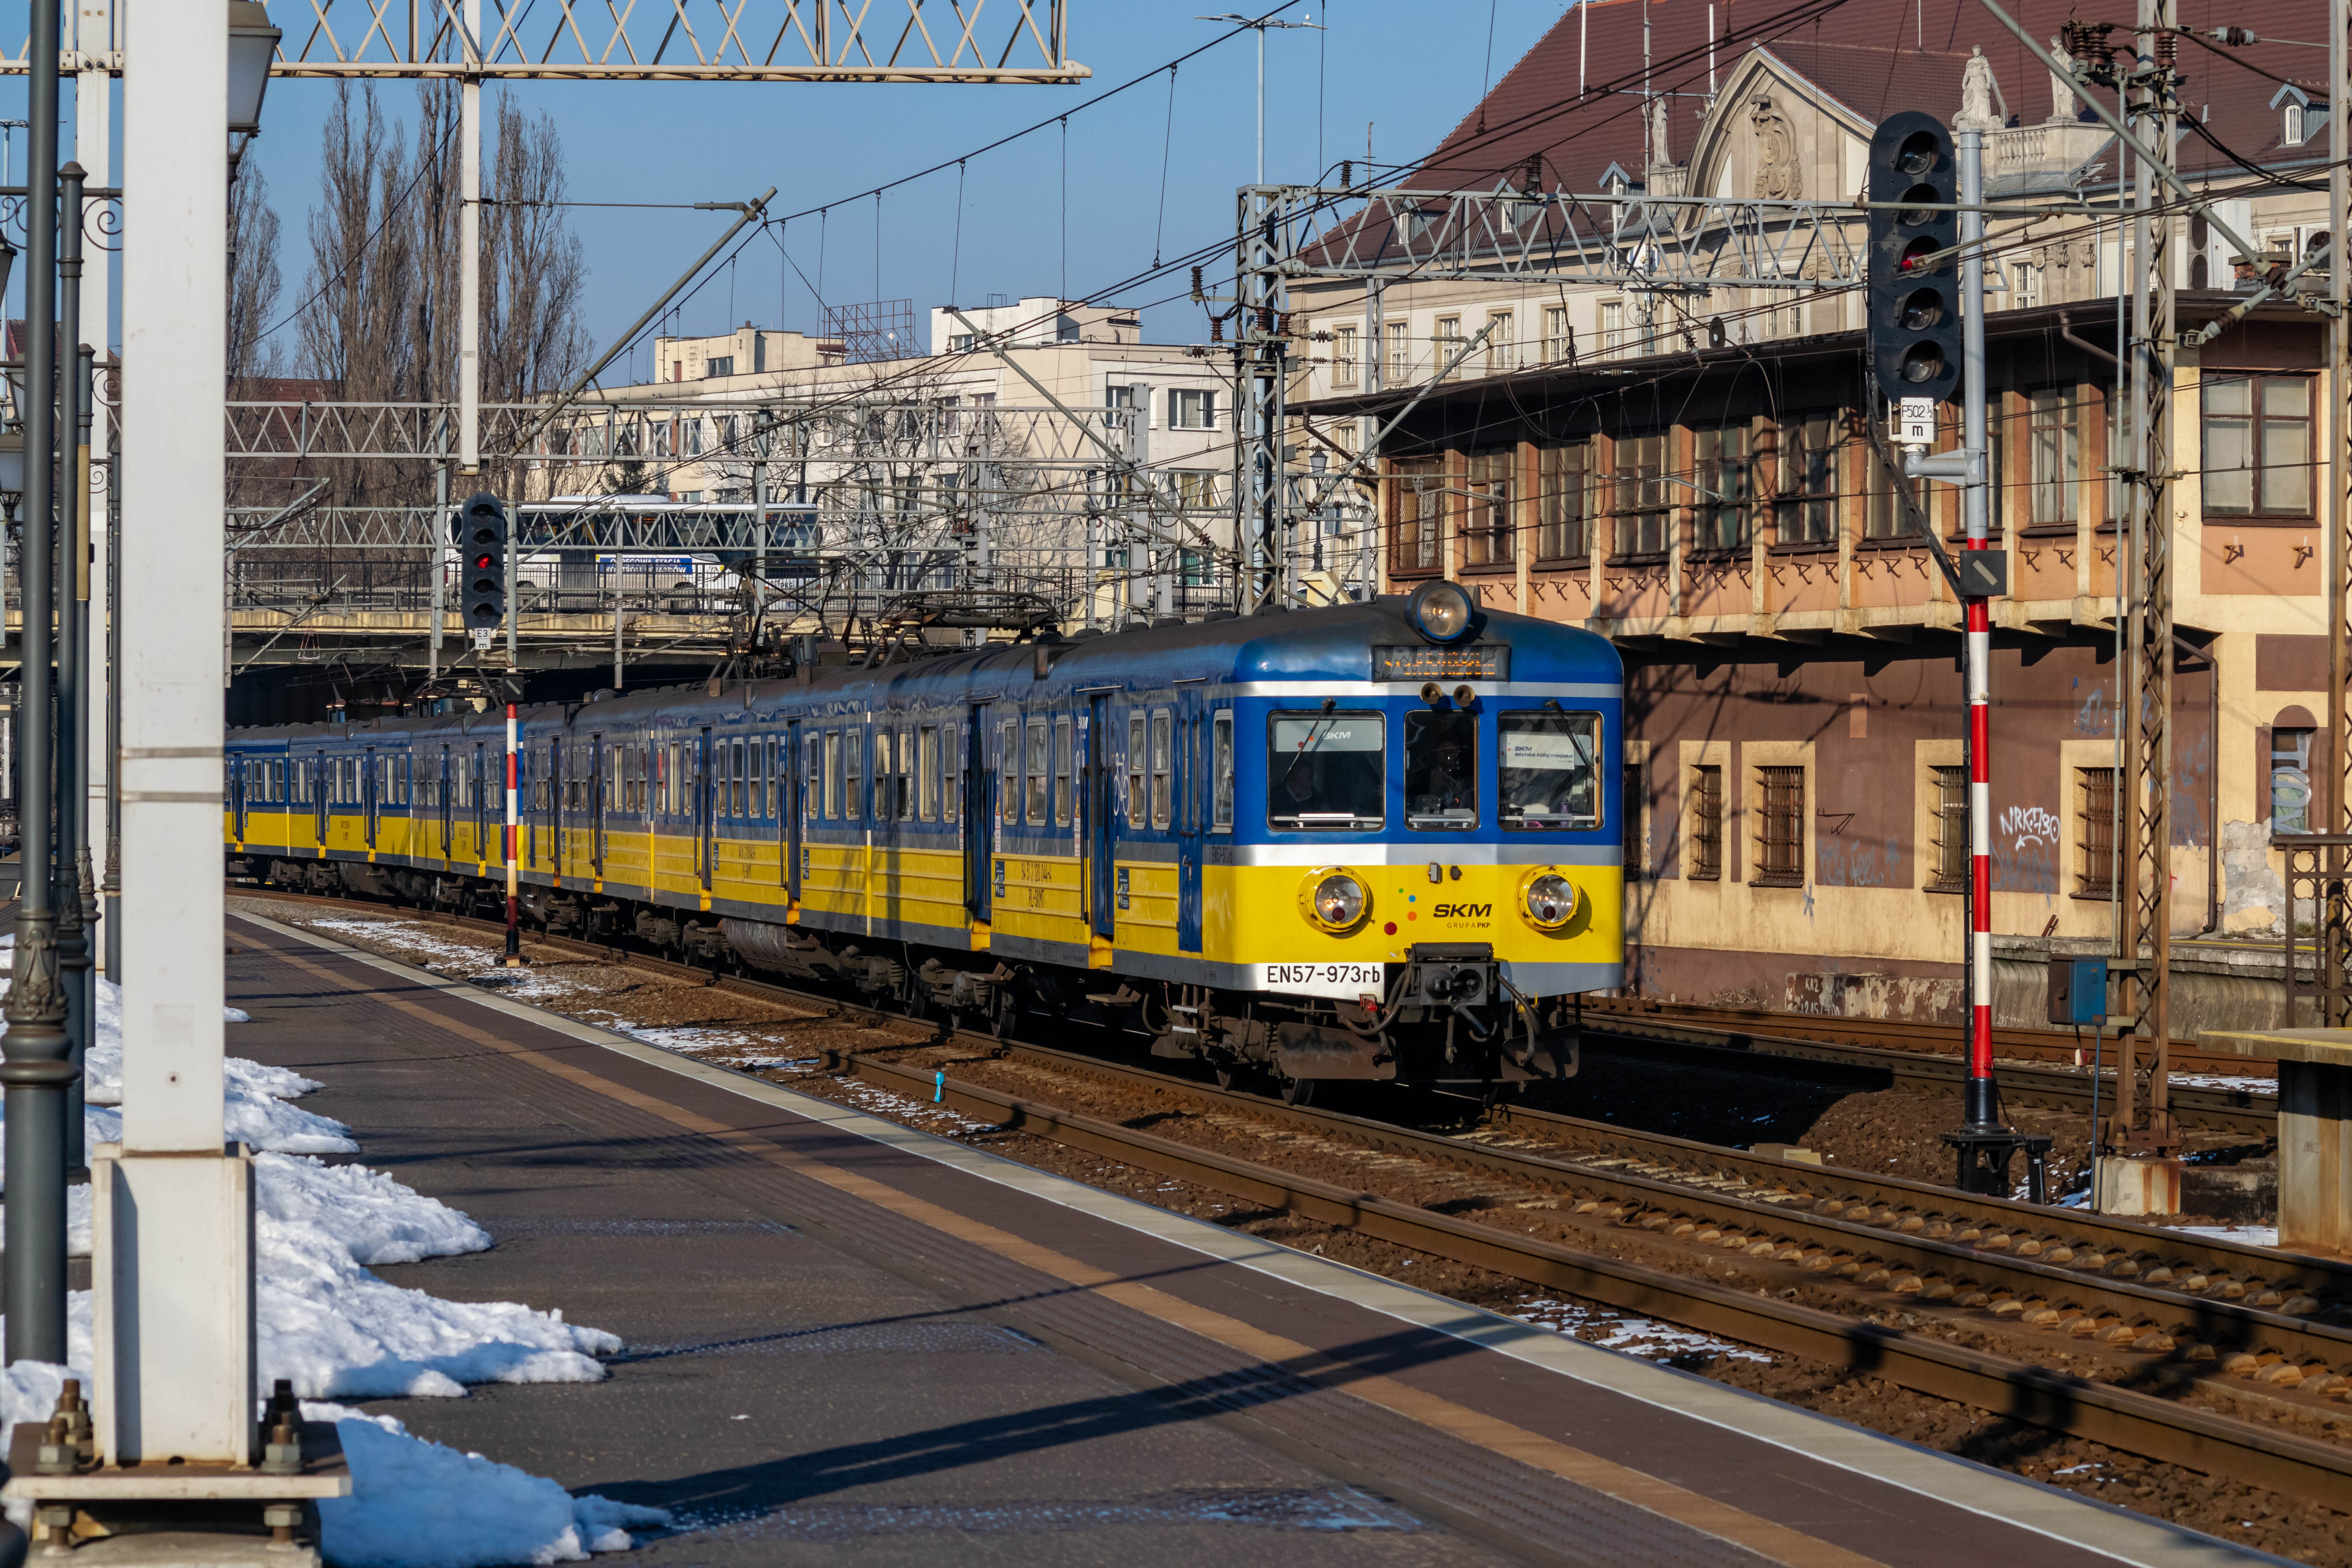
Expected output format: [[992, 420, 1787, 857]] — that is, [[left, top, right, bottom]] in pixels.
[[1577, 1008, 2277, 1134], [1582, 993, 2270, 1077], [235, 887, 2352, 1511]]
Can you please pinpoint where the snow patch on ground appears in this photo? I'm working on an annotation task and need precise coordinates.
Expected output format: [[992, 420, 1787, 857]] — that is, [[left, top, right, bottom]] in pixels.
[[0, 947, 645, 1562], [1510, 1297, 1774, 1364], [313, 1408, 669, 1565], [2169, 1222, 2281, 1249]]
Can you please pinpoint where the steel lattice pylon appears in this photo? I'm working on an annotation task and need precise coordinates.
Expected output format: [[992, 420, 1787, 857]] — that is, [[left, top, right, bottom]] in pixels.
[[8, 1, 1088, 82], [2107, 0, 2181, 1154]]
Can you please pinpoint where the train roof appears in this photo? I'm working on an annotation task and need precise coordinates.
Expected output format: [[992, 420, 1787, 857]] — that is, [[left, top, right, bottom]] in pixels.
[[228, 598, 1620, 742]]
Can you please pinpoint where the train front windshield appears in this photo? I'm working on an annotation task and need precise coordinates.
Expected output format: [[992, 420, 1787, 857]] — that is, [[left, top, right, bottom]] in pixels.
[[1499, 711, 1600, 830], [1269, 714, 1384, 830]]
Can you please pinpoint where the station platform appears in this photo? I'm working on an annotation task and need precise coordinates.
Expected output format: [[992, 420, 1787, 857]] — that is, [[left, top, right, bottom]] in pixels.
[[223, 908, 2285, 1568]]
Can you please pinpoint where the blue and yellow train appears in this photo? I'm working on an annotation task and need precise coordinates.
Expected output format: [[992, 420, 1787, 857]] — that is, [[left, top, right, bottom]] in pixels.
[[226, 582, 1623, 1098]]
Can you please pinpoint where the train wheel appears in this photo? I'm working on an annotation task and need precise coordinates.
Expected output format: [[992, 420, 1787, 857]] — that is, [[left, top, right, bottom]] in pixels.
[[1280, 1077, 1317, 1107], [1211, 1063, 1237, 1091]]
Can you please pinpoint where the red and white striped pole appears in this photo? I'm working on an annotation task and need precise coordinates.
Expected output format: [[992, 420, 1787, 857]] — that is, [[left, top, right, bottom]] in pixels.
[[1957, 124, 1996, 1132], [504, 700, 522, 966]]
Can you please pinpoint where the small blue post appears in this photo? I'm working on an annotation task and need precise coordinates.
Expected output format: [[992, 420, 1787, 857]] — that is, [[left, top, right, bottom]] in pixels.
[[934, 1070, 945, 1104]]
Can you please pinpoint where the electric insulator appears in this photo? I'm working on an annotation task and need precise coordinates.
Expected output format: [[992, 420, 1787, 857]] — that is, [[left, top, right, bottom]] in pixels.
[[1339, 159, 1351, 189], [1210, 316, 1223, 344], [1190, 265, 1204, 302]]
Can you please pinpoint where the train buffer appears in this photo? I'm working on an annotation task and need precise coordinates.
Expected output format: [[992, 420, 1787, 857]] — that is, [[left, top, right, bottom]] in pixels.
[[229, 907, 2288, 1566]]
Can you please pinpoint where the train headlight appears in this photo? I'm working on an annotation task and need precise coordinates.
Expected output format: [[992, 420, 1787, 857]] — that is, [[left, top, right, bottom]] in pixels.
[[1299, 868, 1370, 932], [1518, 867, 1580, 931], [1407, 579, 1479, 644]]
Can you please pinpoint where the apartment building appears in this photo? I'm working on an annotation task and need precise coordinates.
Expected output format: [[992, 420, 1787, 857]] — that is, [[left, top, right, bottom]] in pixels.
[[529, 298, 1237, 622], [1295, 0, 2340, 1030]]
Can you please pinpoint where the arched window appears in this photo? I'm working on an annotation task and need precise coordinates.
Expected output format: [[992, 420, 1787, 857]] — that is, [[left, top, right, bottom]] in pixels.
[[2285, 102, 2306, 145]]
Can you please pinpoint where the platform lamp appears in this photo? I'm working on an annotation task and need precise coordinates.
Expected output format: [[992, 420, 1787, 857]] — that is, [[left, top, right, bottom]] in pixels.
[[225, 3, 280, 177]]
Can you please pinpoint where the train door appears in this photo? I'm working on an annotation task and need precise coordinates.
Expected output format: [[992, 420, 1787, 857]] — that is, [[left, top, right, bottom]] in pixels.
[[697, 726, 714, 891], [312, 755, 328, 852], [230, 757, 247, 842], [1175, 690, 1204, 952], [784, 722, 802, 896], [1087, 695, 1115, 944], [590, 733, 605, 876], [362, 748, 377, 849], [965, 704, 992, 922]]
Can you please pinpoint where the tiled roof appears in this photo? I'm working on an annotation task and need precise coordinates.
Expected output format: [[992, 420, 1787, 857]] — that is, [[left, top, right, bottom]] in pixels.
[[1397, 0, 2327, 192]]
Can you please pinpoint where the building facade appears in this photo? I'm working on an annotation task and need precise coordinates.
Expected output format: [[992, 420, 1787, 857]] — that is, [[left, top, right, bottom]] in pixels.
[[1293, 0, 2340, 1029]]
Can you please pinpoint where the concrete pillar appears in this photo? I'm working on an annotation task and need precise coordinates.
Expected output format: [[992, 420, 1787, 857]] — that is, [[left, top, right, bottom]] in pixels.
[[99, 0, 253, 1467]]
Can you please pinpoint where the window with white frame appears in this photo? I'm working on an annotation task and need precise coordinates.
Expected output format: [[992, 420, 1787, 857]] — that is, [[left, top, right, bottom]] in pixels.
[[1543, 304, 1570, 363], [1484, 311, 1514, 375], [1332, 324, 1359, 385], [1387, 320, 1411, 382], [1169, 388, 1216, 429]]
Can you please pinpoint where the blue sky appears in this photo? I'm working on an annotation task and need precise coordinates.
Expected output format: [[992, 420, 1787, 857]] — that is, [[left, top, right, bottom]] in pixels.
[[8, 1, 1570, 368]]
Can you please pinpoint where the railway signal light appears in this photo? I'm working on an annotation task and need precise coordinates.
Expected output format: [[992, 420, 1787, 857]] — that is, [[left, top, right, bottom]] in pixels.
[[454, 492, 509, 640], [1866, 111, 1962, 406]]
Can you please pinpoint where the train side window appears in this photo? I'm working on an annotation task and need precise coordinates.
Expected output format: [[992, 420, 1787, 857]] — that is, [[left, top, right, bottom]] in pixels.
[[1025, 718, 1049, 824], [942, 724, 959, 825], [893, 730, 912, 821], [1212, 712, 1234, 830], [823, 731, 840, 819], [804, 739, 819, 822], [1150, 710, 1172, 828], [999, 721, 1017, 824], [871, 732, 892, 822], [918, 726, 940, 821], [1127, 714, 1146, 827], [844, 729, 862, 822], [1499, 711, 1601, 830], [1052, 718, 1073, 828]]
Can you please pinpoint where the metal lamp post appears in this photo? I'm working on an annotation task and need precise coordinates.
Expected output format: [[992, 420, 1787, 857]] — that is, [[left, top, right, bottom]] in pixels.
[[3, 0, 73, 1368]]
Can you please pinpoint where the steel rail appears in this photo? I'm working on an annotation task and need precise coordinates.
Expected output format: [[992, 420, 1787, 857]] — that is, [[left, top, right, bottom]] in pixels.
[[230, 886, 2352, 1506], [231, 885, 2299, 1303], [824, 1043, 2352, 1510], [1580, 994, 2272, 1078], [1580, 1012, 2276, 1134]]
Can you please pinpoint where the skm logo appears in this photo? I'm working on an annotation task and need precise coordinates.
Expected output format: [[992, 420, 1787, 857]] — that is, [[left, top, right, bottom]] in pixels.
[[1431, 903, 1492, 919]]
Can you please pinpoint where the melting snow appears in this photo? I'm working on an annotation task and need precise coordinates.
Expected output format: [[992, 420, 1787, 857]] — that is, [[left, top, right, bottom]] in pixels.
[[1510, 1297, 1773, 1364]]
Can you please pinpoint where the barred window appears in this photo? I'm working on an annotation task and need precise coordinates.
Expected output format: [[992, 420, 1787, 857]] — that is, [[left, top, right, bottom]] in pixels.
[[1753, 766, 1805, 887], [1929, 766, 1968, 891], [1689, 765, 1723, 881], [2078, 766, 2116, 897]]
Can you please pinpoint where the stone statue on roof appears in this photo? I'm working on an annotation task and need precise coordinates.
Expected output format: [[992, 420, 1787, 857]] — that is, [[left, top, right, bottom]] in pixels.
[[1954, 46, 2003, 133], [1649, 93, 1674, 169], [2047, 38, 2080, 123]]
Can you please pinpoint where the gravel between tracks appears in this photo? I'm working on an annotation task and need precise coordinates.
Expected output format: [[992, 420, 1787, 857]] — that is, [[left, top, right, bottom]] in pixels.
[[234, 897, 2352, 1564]]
